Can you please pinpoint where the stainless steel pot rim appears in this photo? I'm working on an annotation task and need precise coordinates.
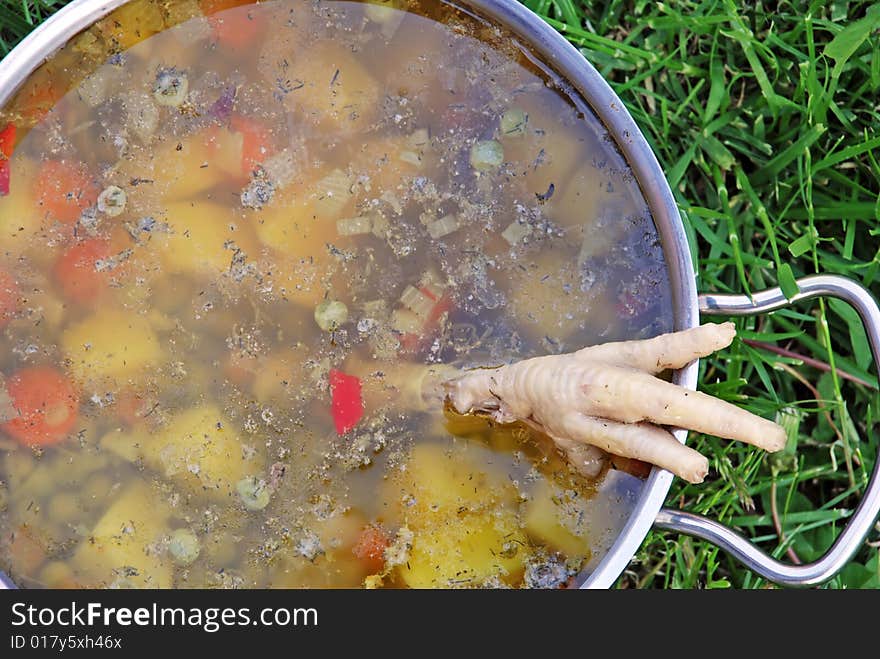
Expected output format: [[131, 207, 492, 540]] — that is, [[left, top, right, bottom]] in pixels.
[[4, 0, 878, 591]]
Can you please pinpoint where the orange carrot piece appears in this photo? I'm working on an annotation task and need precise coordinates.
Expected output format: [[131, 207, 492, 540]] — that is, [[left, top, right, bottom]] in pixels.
[[398, 293, 454, 354], [230, 115, 276, 174], [52, 238, 112, 305], [6, 526, 48, 577], [2, 366, 79, 447], [424, 292, 453, 328], [15, 77, 61, 126], [113, 389, 156, 427], [352, 524, 390, 573], [223, 353, 257, 387], [201, 1, 267, 50], [35, 160, 99, 225]]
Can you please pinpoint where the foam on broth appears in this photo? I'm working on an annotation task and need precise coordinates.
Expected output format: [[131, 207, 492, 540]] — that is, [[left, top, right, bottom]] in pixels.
[[0, 0, 672, 589]]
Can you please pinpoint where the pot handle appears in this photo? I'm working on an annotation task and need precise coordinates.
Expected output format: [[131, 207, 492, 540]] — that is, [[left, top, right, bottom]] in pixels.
[[655, 274, 880, 587]]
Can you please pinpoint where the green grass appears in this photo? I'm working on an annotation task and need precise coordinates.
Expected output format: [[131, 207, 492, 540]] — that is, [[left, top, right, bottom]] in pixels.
[[0, 1, 67, 54], [1, 0, 879, 589]]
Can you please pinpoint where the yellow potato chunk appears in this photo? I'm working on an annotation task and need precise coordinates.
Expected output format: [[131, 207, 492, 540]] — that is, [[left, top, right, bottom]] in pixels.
[[524, 480, 592, 559], [139, 405, 264, 500], [116, 128, 244, 213], [47, 491, 82, 525], [400, 509, 526, 588], [504, 114, 585, 203], [378, 15, 443, 103], [62, 309, 162, 386], [388, 442, 526, 587], [99, 427, 144, 463], [269, 552, 366, 588], [257, 16, 313, 89], [548, 165, 623, 231], [0, 157, 42, 254], [268, 512, 368, 587], [252, 186, 321, 255], [503, 252, 604, 344], [251, 171, 352, 249], [73, 479, 172, 588], [38, 561, 80, 588], [22, 289, 66, 329], [500, 99, 630, 231], [286, 41, 379, 134], [45, 447, 109, 487], [391, 442, 516, 516], [252, 346, 311, 404], [161, 128, 243, 200], [1, 450, 37, 492], [96, 0, 166, 51], [159, 200, 254, 275], [249, 183, 338, 306]]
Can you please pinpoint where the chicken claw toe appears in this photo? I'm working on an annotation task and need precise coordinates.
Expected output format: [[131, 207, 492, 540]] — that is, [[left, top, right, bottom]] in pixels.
[[443, 323, 785, 484]]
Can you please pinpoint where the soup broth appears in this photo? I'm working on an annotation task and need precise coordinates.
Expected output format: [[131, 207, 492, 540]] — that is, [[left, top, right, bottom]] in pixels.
[[0, 0, 673, 588]]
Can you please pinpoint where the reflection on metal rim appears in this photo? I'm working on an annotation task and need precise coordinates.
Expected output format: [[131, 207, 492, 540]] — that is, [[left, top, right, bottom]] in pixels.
[[0, 0, 699, 590]]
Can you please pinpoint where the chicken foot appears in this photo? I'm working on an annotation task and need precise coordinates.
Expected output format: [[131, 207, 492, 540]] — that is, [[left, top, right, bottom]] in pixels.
[[440, 322, 787, 484]]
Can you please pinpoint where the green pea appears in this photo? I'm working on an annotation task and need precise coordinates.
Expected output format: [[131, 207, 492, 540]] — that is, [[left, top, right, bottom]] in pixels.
[[97, 185, 127, 217], [168, 528, 201, 566], [500, 108, 528, 137], [314, 300, 349, 332], [499, 540, 520, 559], [469, 140, 504, 172], [153, 67, 189, 107], [236, 476, 271, 511]]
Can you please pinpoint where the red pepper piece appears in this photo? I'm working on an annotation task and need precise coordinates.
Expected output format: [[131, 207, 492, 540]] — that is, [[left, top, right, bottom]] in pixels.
[[1, 366, 79, 447], [329, 369, 364, 435], [0, 123, 15, 156], [52, 238, 113, 305], [424, 292, 453, 328], [398, 292, 454, 354], [0, 162, 9, 197], [230, 114, 276, 175], [0, 122, 16, 196]]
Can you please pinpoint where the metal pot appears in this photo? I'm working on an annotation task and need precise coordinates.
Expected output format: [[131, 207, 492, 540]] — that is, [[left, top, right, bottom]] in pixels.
[[1, 0, 879, 589]]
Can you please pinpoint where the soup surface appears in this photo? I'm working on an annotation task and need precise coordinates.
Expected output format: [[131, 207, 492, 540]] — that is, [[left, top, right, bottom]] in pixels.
[[0, 0, 673, 588]]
